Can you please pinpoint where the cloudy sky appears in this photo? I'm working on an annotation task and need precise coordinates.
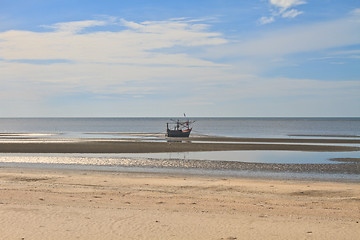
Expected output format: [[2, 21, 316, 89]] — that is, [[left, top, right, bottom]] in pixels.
[[0, 0, 359, 117]]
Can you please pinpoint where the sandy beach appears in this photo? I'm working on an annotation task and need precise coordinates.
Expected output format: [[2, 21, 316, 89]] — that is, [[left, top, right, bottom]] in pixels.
[[0, 167, 359, 240]]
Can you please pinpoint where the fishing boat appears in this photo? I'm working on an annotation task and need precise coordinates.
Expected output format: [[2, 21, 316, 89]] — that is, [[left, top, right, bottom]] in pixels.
[[166, 117, 195, 137]]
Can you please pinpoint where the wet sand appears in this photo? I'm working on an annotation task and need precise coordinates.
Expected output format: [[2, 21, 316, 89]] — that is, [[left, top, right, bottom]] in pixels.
[[0, 167, 359, 240], [0, 137, 359, 153]]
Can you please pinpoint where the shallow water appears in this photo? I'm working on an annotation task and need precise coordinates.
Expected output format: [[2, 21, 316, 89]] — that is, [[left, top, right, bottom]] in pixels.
[[120, 150, 360, 164], [1, 156, 359, 182], [0, 150, 359, 181], [1, 150, 359, 165]]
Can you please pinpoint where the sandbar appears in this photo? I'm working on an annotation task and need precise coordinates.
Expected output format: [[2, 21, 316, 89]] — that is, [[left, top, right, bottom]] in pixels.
[[0, 138, 359, 153]]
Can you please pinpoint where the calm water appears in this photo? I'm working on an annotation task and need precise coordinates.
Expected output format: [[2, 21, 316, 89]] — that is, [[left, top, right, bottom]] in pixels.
[[0, 117, 359, 138]]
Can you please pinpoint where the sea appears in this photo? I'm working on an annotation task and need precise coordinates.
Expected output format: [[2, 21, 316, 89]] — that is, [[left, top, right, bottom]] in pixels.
[[0, 118, 359, 181], [0, 117, 360, 138]]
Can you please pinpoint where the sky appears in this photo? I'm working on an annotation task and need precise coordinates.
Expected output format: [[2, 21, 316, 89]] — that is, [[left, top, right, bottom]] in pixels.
[[0, 0, 359, 117]]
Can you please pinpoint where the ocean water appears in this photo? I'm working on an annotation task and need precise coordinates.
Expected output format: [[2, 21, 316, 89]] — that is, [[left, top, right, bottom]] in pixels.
[[0, 117, 359, 138]]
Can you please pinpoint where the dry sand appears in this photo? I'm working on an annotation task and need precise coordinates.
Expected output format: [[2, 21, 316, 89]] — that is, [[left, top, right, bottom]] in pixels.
[[0, 167, 359, 240]]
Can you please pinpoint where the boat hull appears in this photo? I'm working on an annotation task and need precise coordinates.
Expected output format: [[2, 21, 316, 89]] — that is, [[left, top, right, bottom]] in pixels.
[[167, 129, 192, 137]]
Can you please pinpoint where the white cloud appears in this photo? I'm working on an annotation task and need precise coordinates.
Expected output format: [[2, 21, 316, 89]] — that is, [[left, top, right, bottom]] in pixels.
[[43, 20, 109, 33], [258, 16, 275, 25], [270, 0, 306, 11], [0, 18, 227, 65], [0, 17, 230, 115], [259, 0, 306, 24], [281, 9, 303, 18], [332, 49, 360, 55], [308, 49, 360, 62]]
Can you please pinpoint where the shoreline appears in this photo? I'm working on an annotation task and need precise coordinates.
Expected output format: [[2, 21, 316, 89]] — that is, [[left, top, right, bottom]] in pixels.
[[0, 167, 359, 239]]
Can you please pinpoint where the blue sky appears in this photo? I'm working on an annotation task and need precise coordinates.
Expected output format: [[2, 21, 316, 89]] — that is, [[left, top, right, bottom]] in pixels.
[[0, 0, 359, 117]]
